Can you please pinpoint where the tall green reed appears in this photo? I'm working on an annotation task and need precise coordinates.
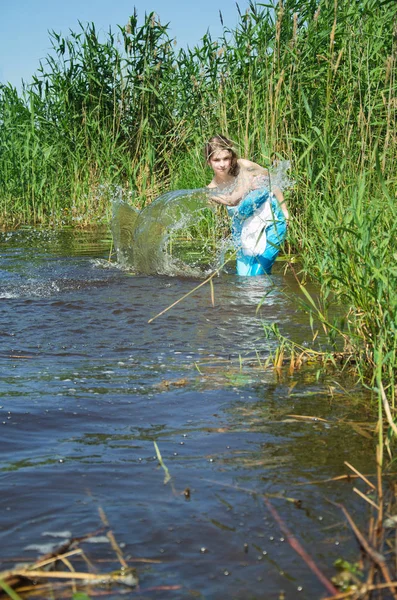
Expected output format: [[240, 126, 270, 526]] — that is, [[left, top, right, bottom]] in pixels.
[[1, 1, 395, 222]]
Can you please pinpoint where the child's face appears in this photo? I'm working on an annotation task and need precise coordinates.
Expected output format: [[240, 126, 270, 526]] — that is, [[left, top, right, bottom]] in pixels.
[[208, 150, 232, 176]]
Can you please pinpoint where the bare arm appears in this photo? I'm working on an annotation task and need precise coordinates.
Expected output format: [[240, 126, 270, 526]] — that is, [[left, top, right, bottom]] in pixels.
[[238, 158, 269, 177], [272, 187, 289, 222]]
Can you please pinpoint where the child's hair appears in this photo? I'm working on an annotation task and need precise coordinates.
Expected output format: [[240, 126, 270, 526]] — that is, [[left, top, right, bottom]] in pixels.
[[204, 135, 240, 176]]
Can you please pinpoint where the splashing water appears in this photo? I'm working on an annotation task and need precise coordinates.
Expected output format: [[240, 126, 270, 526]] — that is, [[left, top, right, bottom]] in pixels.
[[111, 188, 220, 277], [111, 162, 294, 277], [269, 160, 294, 191]]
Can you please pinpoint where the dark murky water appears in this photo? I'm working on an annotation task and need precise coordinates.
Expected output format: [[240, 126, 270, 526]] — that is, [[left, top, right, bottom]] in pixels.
[[0, 230, 375, 599]]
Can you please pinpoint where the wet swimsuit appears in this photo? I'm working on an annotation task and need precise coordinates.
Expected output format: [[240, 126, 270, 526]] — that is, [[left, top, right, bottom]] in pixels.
[[226, 188, 287, 276]]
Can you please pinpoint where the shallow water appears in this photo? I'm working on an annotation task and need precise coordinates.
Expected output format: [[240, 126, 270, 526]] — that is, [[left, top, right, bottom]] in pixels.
[[0, 229, 375, 599]]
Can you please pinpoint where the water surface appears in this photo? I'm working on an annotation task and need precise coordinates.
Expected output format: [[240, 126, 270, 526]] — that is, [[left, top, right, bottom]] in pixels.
[[0, 230, 375, 599]]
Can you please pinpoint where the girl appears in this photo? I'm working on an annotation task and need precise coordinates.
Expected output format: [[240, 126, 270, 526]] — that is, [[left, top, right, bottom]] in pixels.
[[205, 135, 289, 276]]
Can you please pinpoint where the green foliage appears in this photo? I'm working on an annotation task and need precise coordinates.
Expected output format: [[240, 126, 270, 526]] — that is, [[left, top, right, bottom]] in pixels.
[[332, 558, 363, 592], [1, 0, 395, 225]]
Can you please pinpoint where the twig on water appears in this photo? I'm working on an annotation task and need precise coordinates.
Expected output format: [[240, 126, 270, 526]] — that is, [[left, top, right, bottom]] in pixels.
[[353, 487, 380, 511], [203, 477, 338, 595], [262, 496, 339, 596], [344, 461, 376, 490], [98, 506, 128, 569], [295, 473, 369, 486], [202, 478, 301, 504], [286, 414, 328, 422], [147, 251, 236, 324], [148, 268, 221, 323]]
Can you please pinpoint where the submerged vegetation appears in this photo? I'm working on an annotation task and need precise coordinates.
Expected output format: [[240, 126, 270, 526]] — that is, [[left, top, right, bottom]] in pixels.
[[1, 0, 397, 435]]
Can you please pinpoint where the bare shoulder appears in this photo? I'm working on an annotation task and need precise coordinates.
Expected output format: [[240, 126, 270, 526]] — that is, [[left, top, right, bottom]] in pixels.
[[207, 182, 217, 189], [238, 158, 268, 175], [237, 158, 255, 169]]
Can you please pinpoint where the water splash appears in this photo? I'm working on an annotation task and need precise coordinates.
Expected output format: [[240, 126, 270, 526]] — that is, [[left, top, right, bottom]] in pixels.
[[111, 162, 294, 277], [269, 160, 294, 191], [112, 188, 219, 277]]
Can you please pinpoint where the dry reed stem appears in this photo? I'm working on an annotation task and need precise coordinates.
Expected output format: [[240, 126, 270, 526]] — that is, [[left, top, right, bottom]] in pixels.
[[337, 502, 397, 600], [31, 549, 83, 571], [57, 554, 77, 594], [380, 381, 397, 438], [98, 506, 128, 569], [286, 414, 328, 422], [0, 532, 139, 599], [344, 461, 376, 490], [353, 487, 380, 511], [106, 531, 128, 570], [303, 456, 396, 598], [337, 505, 384, 566], [325, 581, 397, 600], [148, 267, 221, 323], [98, 507, 109, 527], [2, 570, 126, 581], [375, 445, 385, 558]]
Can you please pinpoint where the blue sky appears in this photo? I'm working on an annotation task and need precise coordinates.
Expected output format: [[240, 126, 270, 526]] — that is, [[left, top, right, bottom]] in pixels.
[[0, 0, 251, 90]]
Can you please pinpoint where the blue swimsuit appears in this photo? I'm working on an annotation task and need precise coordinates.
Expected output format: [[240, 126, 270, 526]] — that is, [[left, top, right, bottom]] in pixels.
[[227, 188, 287, 276]]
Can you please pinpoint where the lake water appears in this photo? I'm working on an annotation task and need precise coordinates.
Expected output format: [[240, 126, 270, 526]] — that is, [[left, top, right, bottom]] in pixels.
[[0, 229, 375, 599]]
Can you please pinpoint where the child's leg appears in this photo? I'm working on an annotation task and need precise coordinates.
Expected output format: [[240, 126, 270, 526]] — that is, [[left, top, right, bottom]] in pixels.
[[236, 254, 265, 276], [257, 221, 287, 274]]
